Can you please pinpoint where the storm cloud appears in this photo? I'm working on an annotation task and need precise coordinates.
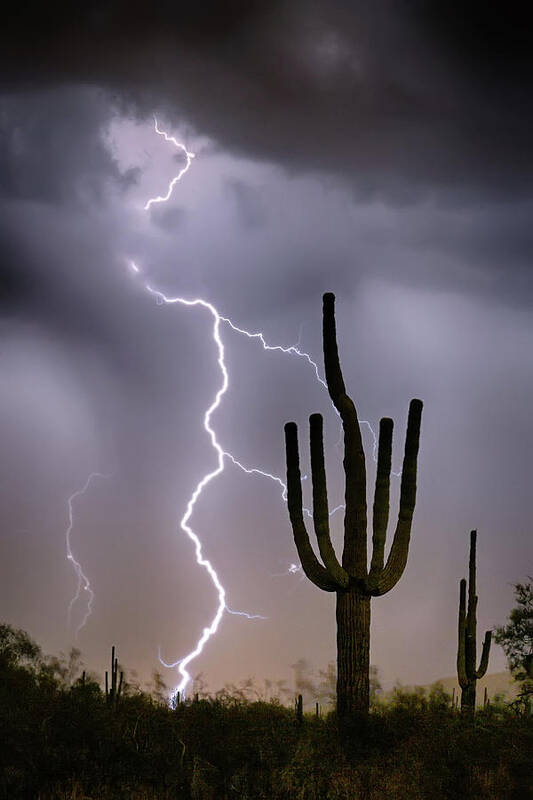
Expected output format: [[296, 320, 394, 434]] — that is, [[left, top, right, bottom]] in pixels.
[[1, 2, 533, 197]]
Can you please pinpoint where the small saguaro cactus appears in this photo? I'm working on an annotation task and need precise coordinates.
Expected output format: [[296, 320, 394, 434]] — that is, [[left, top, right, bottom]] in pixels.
[[295, 694, 303, 723], [284, 293, 423, 717], [457, 530, 492, 713], [105, 645, 123, 707]]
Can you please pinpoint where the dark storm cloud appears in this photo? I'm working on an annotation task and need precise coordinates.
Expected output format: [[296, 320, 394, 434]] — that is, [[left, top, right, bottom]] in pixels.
[[0, 87, 134, 205], [0, 86, 149, 365], [1, 1, 532, 202], [0, 234, 43, 313], [412, 2, 533, 79]]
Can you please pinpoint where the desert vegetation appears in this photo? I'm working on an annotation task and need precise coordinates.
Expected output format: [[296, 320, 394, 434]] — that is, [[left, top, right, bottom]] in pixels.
[[1, 622, 532, 800]]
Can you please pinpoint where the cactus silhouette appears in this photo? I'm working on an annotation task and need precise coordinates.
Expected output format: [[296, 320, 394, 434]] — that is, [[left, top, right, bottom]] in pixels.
[[284, 293, 423, 716], [105, 645, 123, 707], [457, 530, 491, 713]]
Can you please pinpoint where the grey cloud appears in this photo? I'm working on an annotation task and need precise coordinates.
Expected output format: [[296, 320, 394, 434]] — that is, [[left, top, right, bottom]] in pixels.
[[225, 179, 267, 230], [0, 86, 129, 206], [149, 205, 187, 233]]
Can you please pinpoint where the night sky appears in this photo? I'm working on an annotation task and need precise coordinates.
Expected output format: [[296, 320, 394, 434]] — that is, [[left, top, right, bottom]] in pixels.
[[1, 1, 532, 694]]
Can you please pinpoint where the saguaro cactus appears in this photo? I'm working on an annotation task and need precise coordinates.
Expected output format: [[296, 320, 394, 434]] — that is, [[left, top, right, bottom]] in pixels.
[[105, 645, 123, 707], [284, 293, 423, 716], [457, 530, 492, 713]]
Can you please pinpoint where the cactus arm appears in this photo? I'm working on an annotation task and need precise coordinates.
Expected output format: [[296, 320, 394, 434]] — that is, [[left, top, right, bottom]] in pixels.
[[466, 532, 478, 675], [284, 422, 338, 592], [368, 417, 393, 579], [476, 631, 492, 678], [468, 531, 477, 600], [322, 292, 367, 576], [309, 413, 349, 589], [111, 646, 116, 699], [367, 399, 423, 596], [457, 579, 469, 688], [322, 292, 349, 402]]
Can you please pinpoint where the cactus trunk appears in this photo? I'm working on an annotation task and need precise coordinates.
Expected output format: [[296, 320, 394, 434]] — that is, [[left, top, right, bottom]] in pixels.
[[461, 682, 476, 712], [336, 588, 370, 716]]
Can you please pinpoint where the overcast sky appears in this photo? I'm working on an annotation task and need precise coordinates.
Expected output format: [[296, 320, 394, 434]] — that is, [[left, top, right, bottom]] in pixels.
[[1, 1, 532, 695]]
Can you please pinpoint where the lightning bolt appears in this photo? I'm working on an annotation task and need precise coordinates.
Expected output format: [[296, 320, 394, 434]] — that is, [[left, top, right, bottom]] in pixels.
[[272, 562, 304, 578], [144, 284, 276, 699], [129, 118, 397, 701], [65, 471, 110, 638], [144, 117, 195, 211]]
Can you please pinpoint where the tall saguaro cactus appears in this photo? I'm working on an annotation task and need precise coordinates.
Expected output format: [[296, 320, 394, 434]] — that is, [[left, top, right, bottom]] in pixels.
[[457, 530, 492, 713], [284, 293, 423, 716]]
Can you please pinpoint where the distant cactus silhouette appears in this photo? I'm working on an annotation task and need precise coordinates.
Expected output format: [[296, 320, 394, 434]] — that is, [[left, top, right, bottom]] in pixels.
[[105, 645, 123, 707], [457, 530, 491, 713], [284, 293, 423, 717], [295, 693, 303, 723]]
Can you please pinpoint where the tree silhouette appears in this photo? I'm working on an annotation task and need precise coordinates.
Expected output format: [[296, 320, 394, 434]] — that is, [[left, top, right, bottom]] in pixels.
[[495, 579, 533, 702]]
